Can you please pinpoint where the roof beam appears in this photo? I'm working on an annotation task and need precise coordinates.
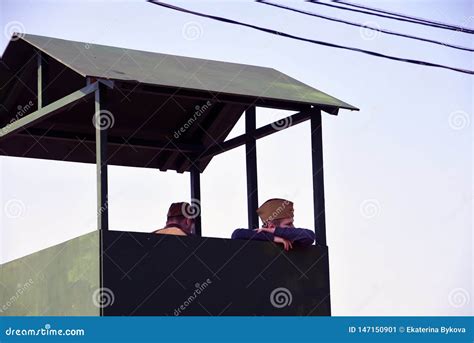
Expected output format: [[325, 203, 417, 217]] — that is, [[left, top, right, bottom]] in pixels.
[[198, 110, 315, 160], [15, 128, 203, 153], [178, 103, 246, 173], [159, 99, 216, 171], [0, 56, 37, 118], [0, 82, 98, 140], [115, 81, 312, 112]]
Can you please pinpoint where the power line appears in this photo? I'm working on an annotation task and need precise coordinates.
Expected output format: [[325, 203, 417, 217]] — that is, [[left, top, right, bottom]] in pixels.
[[308, 0, 474, 34], [257, 0, 473, 52], [313, 0, 472, 32], [333, 0, 474, 33], [146, 0, 473, 75]]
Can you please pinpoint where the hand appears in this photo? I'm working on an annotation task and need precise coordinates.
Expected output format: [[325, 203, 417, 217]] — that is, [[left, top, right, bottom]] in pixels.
[[274, 236, 292, 251], [254, 227, 275, 234]]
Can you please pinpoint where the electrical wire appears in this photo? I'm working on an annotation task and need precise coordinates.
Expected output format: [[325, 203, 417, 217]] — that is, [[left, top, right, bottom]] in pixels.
[[147, 0, 474, 75], [257, 0, 473, 52], [333, 0, 474, 33], [308, 0, 474, 34]]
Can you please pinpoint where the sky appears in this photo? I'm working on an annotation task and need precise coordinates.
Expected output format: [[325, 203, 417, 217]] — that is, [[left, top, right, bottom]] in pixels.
[[0, 0, 472, 316]]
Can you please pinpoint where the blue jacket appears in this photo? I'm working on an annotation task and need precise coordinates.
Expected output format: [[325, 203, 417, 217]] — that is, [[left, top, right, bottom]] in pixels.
[[231, 227, 316, 247]]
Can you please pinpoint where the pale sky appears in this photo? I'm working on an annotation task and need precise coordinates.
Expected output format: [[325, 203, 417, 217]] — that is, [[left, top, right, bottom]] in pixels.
[[0, 0, 472, 316]]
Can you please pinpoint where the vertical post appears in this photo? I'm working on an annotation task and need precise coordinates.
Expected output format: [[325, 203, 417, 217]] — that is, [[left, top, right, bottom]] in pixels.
[[95, 83, 109, 231], [190, 165, 202, 236], [311, 110, 327, 246], [37, 51, 48, 109], [245, 106, 259, 229]]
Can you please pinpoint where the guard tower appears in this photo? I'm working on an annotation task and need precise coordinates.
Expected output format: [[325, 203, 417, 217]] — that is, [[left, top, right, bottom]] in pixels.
[[0, 34, 358, 316]]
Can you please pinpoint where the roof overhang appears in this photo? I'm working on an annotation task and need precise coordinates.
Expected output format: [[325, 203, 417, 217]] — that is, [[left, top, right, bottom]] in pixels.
[[0, 33, 358, 172]]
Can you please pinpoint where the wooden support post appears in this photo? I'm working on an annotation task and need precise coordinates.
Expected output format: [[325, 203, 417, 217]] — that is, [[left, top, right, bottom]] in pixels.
[[311, 110, 327, 246], [190, 165, 202, 236], [37, 51, 48, 109], [37, 52, 42, 109], [95, 83, 109, 231], [245, 106, 259, 229]]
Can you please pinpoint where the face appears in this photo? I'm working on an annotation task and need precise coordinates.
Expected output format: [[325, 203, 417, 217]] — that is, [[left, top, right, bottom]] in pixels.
[[277, 217, 295, 228], [267, 217, 295, 229]]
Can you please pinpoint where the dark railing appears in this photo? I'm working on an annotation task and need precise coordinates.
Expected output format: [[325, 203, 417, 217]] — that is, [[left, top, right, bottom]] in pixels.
[[0, 231, 330, 316]]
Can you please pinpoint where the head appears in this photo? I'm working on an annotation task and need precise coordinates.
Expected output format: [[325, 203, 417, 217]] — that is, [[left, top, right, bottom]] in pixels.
[[166, 202, 195, 234], [263, 217, 295, 229], [257, 198, 295, 229]]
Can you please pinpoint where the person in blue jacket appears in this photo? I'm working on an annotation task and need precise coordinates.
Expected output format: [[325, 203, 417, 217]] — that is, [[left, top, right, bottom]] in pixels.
[[231, 198, 316, 250]]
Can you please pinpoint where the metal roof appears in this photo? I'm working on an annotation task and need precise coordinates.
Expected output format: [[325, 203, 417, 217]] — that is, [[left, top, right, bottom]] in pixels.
[[0, 33, 358, 172], [2, 34, 357, 110]]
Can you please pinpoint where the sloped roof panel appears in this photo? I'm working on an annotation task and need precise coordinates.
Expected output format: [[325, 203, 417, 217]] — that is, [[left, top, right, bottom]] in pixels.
[[7, 34, 358, 111]]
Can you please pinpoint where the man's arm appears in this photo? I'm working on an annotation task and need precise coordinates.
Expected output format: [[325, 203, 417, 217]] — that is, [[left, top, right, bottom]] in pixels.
[[231, 228, 274, 241], [274, 228, 316, 247], [231, 229, 293, 251]]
